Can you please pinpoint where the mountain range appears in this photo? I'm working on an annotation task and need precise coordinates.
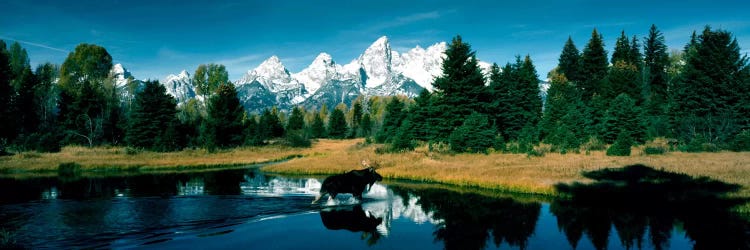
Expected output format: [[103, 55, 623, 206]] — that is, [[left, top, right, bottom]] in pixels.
[[114, 36, 546, 113]]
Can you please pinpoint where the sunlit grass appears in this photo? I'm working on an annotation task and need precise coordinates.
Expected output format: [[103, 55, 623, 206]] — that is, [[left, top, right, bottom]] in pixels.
[[2, 139, 749, 200], [264, 139, 750, 198]]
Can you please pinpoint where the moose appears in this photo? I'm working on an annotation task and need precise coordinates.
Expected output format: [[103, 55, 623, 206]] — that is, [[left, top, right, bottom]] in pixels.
[[312, 160, 383, 204]]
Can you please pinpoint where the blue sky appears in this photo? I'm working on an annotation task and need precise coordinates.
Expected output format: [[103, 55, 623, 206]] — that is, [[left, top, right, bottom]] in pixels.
[[1, 0, 749, 81]]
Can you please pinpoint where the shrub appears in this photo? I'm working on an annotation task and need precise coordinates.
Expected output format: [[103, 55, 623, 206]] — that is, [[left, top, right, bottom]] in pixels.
[[449, 113, 496, 153], [285, 130, 311, 148], [643, 146, 666, 155], [58, 162, 81, 176], [730, 130, 750, 152], [582, 136, 607, 151], [642, 137, 670, 155], [607, 132, 632, 156]]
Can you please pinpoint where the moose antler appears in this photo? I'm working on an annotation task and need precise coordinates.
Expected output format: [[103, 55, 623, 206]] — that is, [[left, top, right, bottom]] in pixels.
[[361, 159, 381, 169]]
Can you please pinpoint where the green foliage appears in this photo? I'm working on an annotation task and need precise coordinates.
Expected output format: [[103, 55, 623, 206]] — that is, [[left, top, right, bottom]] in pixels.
[[349, 100, 363, 137], [203, 83, 245, 149], [449, 113, 498, 153], [558, 36, 582, 82], [0, 41, 17, 145], [600, 94, 645, 144], [606, 131, 632, 156], [376, 97, 405, 143], [580, 29, 609, 102], [390, 119, 415, 152], [360, 113, 372, 137], [285, 129, 311, 148], [490, 56, 542, 142], [327, 107, 348, 139], [431, 35, 489, 141], [730, 130, 750, 151], [670, 26, 749, 147], [193, 63, 228, 98], [126, 80, 181, 151], [310, 111, 326, 138], [643, 146, 666, 155], [406, 89, 436, 141], [259, 108, 284, 140], [286, 106, 305, 131], [644, 24, 670, 115]]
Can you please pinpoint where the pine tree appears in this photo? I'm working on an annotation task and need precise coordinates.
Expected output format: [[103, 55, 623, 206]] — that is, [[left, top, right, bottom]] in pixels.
[[541, 70, 584, 151], [310, 110, 326, 138], [611, 31, 632, 65], [432, 35, 489, 141], [376, 97, 405, 143], [489, 63, 513, 140], [327, 107, 348, 139], [601, 94, 644, 144], [204, 83, 245, 148], [606, 61, 641, 101], [0, 41, 16, 150], [580, 29, 609, 102], [259, 108, 284, 140], [516, 55, 543, 127], [643, 25, 670, 138], [407, 89, 436, 141], [360, 112, 373, 137], [391, 119, 415, 151], [558, 37, 583, 83], [126, 80, 180, 151], [671, 26, 749, 145], [193, 64, 228, 100], [449, 112, 497, 153], [287, 106, 305, 132], [606, 131, 632, 156], [349, 100, 363, 137]]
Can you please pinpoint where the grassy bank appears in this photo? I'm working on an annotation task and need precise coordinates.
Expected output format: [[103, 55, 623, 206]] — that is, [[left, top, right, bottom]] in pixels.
[[2, 139, 750, 199], [0, 145, 309, 173], [263, 139, 750, 198]]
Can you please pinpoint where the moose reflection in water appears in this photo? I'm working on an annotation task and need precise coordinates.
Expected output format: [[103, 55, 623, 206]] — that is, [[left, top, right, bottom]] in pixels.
[[552, 164, 750, 250], [320, 204, 384, 246], [312, 160, 383, 204]]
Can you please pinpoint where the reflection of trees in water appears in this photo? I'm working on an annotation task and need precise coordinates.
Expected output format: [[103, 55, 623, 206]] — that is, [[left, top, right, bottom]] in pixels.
[[392, 187, 541, 250], [552, 164, 750, 250], [203, 169, 246, 195], [320, 205, 383, 246]]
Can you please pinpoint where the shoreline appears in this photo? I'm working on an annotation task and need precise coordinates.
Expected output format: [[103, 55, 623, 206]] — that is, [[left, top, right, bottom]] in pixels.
[[2, 139, 750, 200]]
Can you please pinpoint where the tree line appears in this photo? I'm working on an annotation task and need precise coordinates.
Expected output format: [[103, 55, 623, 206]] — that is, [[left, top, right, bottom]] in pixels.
[[0, 24, 748, 155], [376, 25, 749, 155]]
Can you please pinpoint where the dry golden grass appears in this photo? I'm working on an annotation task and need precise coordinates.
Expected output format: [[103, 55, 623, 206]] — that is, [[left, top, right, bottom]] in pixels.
[[264, 139, 750, 197], [0, 145, 309, 172], [3, 139, 750, 199]]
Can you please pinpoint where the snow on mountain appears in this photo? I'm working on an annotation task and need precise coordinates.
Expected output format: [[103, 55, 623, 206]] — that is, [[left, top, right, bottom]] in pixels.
[[236, 56, 304, 93], [291, 53, 341, 94], [163, 36, 515, 112], [111, 63, 132, 88], [162, 70, 195, 105]]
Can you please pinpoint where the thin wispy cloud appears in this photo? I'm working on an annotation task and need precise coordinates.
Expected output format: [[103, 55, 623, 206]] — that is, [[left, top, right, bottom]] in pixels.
[[0, 36, 69, 53], [216, 54, 263, 67]]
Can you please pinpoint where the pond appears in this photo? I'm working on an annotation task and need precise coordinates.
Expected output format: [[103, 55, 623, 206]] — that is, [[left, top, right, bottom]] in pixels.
[[0, 166, 748, 249]]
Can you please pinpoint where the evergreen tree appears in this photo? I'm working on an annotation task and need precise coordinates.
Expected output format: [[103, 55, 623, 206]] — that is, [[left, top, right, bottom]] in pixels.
[[611, 31, 632, 65], [516, 55, 543, 127], [490, 56, 541, 141], [259, 108, 284, 140], [580, 29, 609, 102], [431, 35, 489, 141], [606, 131, 633, 156], [0, 41, 16, 150], [327, 107, 348, 139], [8, 42, 30, 91], [489, 63, 514, 140], [244, 114, 264, 146], [204, 83, 245, 148], [287, 106, 305, 132], [310, 110, 326, 138], [360, 112, 373, 137], [408, 89, 436, 141], [671, 26, 749, 145], [558, 37, 583, 83], [391, 119, 415, 151], [643, 25, 670, 138], [34, 63, 59, 127], [349, 100, 363, 137], [601, 94, 644, 144], [449, 112, 497, 153], [606, 61, 641, 101], [541, 70, 585, 151], [126, 80, 180, 151], [376, 97, 405, 143]]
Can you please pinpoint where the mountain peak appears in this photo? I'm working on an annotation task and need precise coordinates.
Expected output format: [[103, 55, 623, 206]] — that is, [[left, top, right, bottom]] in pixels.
[[178, 70, 190, 78], [312, 52, 334, 66]]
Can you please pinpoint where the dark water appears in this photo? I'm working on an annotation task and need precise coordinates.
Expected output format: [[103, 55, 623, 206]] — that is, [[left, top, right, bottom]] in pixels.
[[0, 167, 748, 249]]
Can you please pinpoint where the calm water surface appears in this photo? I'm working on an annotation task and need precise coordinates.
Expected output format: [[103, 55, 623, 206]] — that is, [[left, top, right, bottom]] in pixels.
[[0, 167, 747, 249]]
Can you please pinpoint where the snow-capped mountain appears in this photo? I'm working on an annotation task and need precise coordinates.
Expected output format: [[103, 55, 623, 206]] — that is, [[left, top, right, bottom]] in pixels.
[[111, 63, 132, 88], [162, 70, 196, 105], [164, 36, 508, 113]]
